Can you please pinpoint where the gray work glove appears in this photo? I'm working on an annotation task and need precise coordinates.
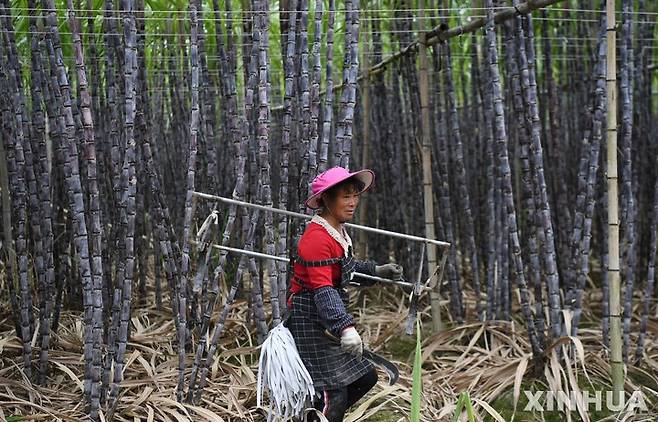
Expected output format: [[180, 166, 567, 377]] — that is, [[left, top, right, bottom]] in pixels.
[[375, 263, 404, 280], [340, 326, 363, 358]]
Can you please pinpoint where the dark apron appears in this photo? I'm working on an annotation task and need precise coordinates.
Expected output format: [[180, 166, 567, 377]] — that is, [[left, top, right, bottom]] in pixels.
[[287, 254, 374, 390]]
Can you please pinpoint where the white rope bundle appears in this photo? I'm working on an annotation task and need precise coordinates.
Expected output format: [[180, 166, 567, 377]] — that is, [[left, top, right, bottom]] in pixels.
[[257, 323, 315, 421]]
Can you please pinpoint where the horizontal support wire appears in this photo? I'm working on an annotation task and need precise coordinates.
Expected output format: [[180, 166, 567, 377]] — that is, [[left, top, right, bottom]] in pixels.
[[9, 34, 658, 43], [6, 6, 535, 14], [8, 5, 658, 16], [8, 18, 655, 37]]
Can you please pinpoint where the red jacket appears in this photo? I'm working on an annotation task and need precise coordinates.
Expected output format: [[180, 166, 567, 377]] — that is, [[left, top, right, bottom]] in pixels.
[[289, 222, 345, 294]]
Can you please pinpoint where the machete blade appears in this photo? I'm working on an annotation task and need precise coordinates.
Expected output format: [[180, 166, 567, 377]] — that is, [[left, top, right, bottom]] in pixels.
[[363, 350, 400, 386], [323, 329, 399, 385]]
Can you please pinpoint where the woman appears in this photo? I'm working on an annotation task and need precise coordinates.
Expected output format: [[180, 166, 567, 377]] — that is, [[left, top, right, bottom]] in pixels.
[[287, 166, 403, 422]]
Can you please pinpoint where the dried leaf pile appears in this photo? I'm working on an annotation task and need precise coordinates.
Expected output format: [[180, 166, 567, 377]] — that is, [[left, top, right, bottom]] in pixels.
[[1, 287, 657, 421]]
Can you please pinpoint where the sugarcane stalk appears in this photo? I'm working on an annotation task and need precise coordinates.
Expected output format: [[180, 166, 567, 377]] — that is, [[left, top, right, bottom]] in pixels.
[[433, 45, 463, 324], [0, 119, 20, 339], [194, 208, 261, 403], [296, 0, 311, 201], [480, 31, 496, 322], [484, 0, 542, 367], [276, 0, 298, 319], [318, 0, 335, 172], [65, 1, 106, 414], [107, 0, 139, 415], [41, 0, 97, 407], [571, 19, 607, 337], [306, 0, 322, 180], [187, 103, 248, 407], [502, 16, 544, 338], [541, 9, 571, 282], [441, 40, 482, 321], [186, 210, 220, 403], [154, 227, 162, 309], [3, 0, 43, 346], [356, 11, 370, 259], [634, 153, 658, 363], [513, 8, 561, 341], [244, 0, 258, 206], [103, 0, 123, 213], [0, 24, 33, 380], [337, 0, 360, 169], [196, 0, 218, 194], [39, 15, 70, 335], [172, 1, 200, 402], [135, 0, 148, 310], [25, 0, 55, 384], [254, 0, 277, 328], [496, 168, 509, 321]]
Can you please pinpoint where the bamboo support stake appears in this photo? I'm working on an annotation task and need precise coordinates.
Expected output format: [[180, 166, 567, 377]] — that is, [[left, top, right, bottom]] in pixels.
[[357, 9, 370, 259], [606, 0, 624, 406], [417, 0, 442, 333]]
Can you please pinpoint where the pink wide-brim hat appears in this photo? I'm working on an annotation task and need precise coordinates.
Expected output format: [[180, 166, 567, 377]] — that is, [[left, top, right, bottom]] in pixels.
[[305, 167, 375, 210]]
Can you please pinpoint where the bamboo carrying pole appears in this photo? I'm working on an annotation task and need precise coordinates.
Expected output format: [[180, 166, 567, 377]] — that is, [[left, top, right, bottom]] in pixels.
[[191, 191, 447, 297], [606, 0, 624, 406], [417, 0, 442, 333], [192, 191, 451, 247], [199, 241, 423, 291]]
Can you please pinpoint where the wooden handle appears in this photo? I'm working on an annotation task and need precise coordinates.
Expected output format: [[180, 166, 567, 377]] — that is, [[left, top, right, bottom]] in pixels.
[[324, 329, 341, 343]]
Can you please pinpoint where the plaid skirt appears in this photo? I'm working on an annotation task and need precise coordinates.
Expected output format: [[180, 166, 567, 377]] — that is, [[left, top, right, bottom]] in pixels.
[[287, 290, 373, 390]]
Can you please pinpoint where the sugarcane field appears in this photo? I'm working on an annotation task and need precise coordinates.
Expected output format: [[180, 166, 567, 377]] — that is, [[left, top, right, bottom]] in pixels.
[[1, 0, 658, 420]]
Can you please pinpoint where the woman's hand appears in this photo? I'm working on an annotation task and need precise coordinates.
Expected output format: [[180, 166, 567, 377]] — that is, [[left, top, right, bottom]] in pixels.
[[375, 263, 404, 280], [340, 326, 363, 358]]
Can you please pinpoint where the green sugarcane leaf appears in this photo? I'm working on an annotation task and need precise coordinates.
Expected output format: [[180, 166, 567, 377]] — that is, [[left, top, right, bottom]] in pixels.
[[410, 319, 422, 422], [452, 392, 476, 422], [463, 392, 476, 422], [452, 393, 465, 422]]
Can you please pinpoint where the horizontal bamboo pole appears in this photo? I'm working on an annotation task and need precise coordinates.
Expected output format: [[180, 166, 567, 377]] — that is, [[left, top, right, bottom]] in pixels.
[[273, 0, 564, 111], [192, 191, 451, 247], [200, 240, 425, 290], [426, 0, 564, 43]]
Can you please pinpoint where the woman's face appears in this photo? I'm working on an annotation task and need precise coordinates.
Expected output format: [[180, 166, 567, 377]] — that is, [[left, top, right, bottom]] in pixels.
[[323, 185, 361, 222]]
